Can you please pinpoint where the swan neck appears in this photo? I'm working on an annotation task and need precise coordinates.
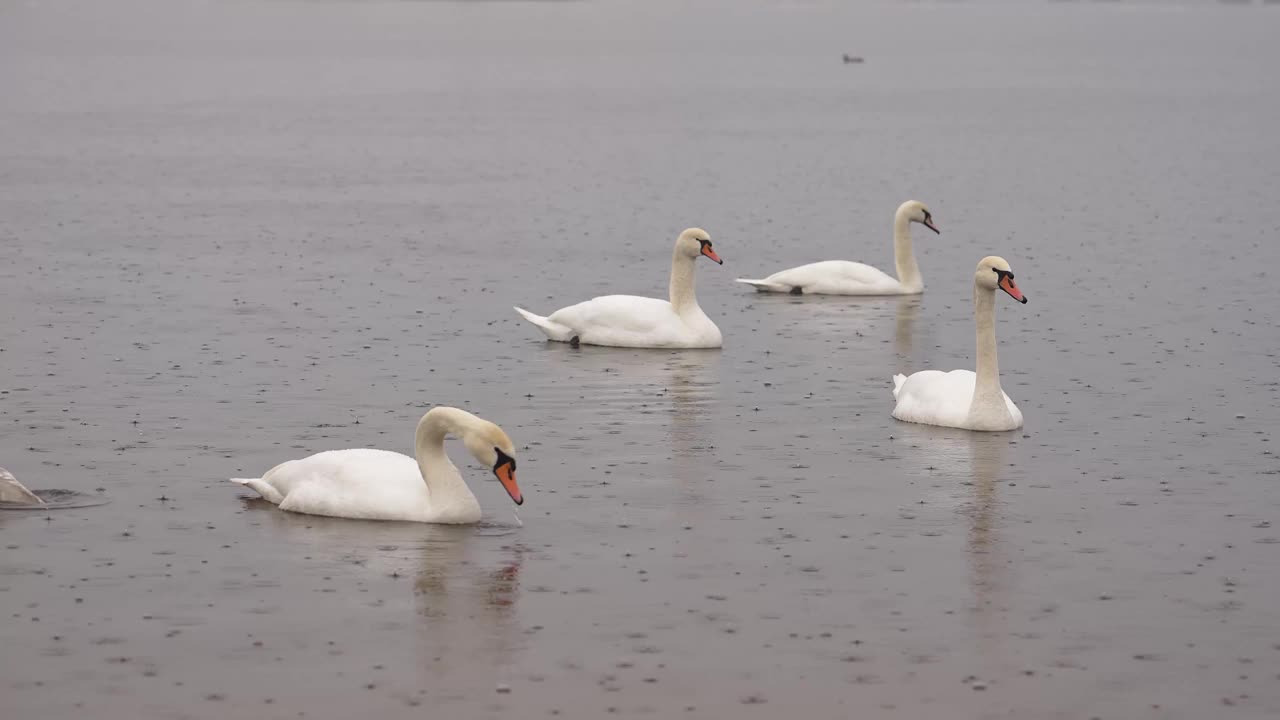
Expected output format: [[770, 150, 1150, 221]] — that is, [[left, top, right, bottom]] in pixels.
[[669, 248, 700, 314], [413, 408, 478, 499], [972, 284, 1004, 410], [892, 210, 921, 290]]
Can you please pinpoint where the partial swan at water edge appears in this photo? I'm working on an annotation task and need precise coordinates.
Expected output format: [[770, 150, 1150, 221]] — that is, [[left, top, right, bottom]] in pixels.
[[0, 467, 43, 505]]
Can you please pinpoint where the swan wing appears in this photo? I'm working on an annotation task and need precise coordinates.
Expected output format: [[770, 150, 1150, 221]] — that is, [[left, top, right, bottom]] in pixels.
[[546, 295, 698, 347], [891, 369, 977, 427], [756, 261, 903, 295], [891, 371, 1023, 430], [255, 449, 431, 520]]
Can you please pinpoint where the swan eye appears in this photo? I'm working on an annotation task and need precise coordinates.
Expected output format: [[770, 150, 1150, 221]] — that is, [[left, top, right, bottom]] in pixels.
[[698, 239, 711, 249], [993, 268, 1014, 281]]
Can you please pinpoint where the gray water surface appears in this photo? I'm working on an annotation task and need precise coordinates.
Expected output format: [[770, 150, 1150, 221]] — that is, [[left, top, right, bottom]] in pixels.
[[2, 1, 1279, 718]]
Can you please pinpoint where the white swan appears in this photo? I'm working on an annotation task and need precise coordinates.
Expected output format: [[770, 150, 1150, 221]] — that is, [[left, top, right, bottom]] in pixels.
[[230, 407, 522, 524], [514, 228, 724, 349], [891, 256, 1029, 432], [737, 200, 938, 295], [0, 467, 43, 505]]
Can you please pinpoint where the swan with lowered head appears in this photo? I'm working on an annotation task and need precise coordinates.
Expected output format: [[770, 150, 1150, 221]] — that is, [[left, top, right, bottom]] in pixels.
[[737, 200, 938, 295], [231, 407, 522, 523], [0, 467, 43, 505], [891, 256, 1029, 431], [515, 228, 724, 348]]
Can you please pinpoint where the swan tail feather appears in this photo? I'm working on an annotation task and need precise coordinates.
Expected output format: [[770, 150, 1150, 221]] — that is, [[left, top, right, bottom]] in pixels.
[[892, 373, 907, 399], [513, 306, 576, 342], [230, 477, 284, 505], [0, 470, 44, 505], [735, 278, 791, 293]]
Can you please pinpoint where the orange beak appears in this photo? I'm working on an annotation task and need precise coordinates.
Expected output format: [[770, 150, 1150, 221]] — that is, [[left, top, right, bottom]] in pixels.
[[923, 216, 939, 234], [494, 462, 522, 505], [998, 274, 1028, 304], [700, 245, 723, 264]]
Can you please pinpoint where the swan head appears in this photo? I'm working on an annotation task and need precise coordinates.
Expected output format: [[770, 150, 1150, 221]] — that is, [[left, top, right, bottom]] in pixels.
[[976, 256, 1028, 304], [463, 422, 523, 506], [898, 200, 939, 234], [676, 228, 723, 264]]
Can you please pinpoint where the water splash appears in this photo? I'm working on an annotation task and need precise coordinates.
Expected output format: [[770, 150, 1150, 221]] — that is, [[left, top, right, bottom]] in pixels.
[[0, 489, 111, 511]]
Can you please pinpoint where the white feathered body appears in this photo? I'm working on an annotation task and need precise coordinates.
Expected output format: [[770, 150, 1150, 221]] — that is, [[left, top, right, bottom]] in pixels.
[[232, 449, 481, 524], [891, 370, 1023, 432], [516, 295, 722, 349], [737, 260, 916, 296]]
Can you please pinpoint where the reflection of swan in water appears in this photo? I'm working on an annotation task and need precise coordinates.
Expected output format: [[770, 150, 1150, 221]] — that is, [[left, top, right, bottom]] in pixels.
[[529, 346, 719, 443], [964, 433, 1008, 619], [892, 428, 1013, 676], [523, 347, 719, 518], [963, 433, 1016, 682], [412, 536, 527, 669], [665, 355, 718, 465], [889, 429, 1010, 596], [238, 501, 527, 674], [893, 295, 921, 361], [0, 467, 43, 504], [661, 355, 723, 533]]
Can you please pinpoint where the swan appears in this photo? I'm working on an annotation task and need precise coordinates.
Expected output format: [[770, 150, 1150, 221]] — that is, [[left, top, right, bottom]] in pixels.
[[736, 200, 938, 295], [0, 467, 44, 505], [514, 228, 724, 349], [891, 256, 1029, 432], [230, 407, 522, 523]]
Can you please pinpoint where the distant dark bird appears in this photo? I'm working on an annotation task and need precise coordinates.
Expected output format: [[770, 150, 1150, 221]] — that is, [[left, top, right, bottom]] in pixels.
[[842, 54, 865, 64]]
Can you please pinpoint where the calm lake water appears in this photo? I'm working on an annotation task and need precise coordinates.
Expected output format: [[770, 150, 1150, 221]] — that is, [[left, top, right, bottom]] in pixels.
[[2, 1, 1279, 718]]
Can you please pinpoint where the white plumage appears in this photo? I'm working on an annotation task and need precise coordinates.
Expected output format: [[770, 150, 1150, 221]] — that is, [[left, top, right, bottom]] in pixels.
[[890, 256, 1029, 432], [231, 407, 522, 524], [891, 370, 1023, 431], [737, 200, 938, 296], [737, 260, 904, 295], [516, 228, 724, 349]]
